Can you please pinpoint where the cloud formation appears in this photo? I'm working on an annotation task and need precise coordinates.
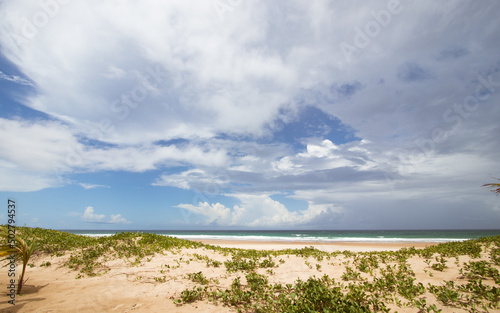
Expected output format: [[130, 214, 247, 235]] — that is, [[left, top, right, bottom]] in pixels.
[[82, 206, 131, 224], [0, 117, 228, 190], [0, 70, 32, 85], [177, 194, 341, 228], [82, 206, 106, 222], [79, 183, 110, 190], [0, 1, 499, 229]]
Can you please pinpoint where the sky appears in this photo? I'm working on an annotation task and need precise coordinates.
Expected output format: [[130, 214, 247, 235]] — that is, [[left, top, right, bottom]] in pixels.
[[0, 0, 499, 230]]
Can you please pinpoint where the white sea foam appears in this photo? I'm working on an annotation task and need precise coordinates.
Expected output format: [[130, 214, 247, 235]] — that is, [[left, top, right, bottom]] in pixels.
[[165, 234, 467, 243], [77, 233, 113, 237], [67, 230, 478, 243]]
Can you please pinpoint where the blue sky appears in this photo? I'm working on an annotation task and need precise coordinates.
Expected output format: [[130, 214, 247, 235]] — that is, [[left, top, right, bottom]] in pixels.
[[0, 0, 499, 230]]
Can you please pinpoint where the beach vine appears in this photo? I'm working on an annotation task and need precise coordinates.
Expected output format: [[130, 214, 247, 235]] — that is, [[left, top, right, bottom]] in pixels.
[[7, 226, 500, 312]]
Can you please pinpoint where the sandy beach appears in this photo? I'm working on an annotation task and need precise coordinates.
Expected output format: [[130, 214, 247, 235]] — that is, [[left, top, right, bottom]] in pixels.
[[194, 239, 438, 252], [1, 238, 498, 313], [2, 1, 500, 311]]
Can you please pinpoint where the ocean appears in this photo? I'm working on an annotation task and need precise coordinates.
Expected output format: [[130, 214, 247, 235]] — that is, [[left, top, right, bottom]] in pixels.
[[63, 229, 500, 243]]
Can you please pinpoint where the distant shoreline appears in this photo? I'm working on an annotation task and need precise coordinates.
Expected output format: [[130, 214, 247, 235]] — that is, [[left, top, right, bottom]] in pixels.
[[2, 227, 499, 312], [64, 229, 500, 245], [192, 239, 439, 252]]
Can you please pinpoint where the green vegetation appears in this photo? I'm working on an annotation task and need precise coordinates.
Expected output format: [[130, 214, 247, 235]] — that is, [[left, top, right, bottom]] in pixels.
[[460, 260, 500, 283], [187, 271, 209, 285], [192, 253, 221, 267], [191, 274, 382, 312], [0, 226, 38, 294], [431, 255, 448, 272], [341, 266, 363, 281], [223, 254, 277, 273], [6, 226, 500, 312], [173, 235, 500, 312], [10, 227, 205, 277]]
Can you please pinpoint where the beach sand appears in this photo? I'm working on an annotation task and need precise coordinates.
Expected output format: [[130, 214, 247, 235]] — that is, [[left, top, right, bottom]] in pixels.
[[1, 240, 498, 312], [194, 239, 438, 252]]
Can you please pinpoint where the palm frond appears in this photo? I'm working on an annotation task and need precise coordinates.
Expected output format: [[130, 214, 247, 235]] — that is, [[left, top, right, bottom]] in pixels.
[[482, 182, 500, 195], [0, 226, 37, 294]]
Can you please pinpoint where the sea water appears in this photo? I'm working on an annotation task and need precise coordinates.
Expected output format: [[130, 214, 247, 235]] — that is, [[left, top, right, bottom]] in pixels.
[[64, 229, 500, 243]]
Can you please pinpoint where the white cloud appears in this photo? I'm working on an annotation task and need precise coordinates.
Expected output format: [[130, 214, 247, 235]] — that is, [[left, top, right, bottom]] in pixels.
[[153, 168, 228, 190], [81, 206, 131, 224], [177, 202, 232, 225], [82, 206, 106, 222], [79, 183, 110, 190], [0, 1, 301, 144], [0, 118, 78, 172], [85, 144, 228, 172], [272, 139, 363, 174], [302, 140, 339, 158], [0, 118, 228, 191], [0, 1, 498, 148], [109, 214, 131, 224], [0, 70, 32, 85], [0, 2, 499, 228], [177, 194, 342, 227]]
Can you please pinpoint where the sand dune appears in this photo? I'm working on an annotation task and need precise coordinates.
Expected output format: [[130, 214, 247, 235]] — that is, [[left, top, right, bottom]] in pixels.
[[1, 240, 498, 312]]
